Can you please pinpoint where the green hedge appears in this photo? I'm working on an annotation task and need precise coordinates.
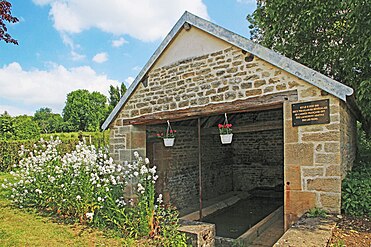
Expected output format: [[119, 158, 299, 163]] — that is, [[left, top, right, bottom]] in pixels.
[[342, 162, 371, 216], [0, 131, 109, 172]]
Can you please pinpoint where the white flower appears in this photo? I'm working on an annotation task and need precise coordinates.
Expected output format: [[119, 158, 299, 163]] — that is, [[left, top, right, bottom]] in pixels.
[[133, 151, 139, 159], [86, 212, 94, 220], [134, 171, 139, 177], [137, 183, 145, 194], [140, 165, 148, 175], [157, 194, 163, 204], [76, 195, 81, 200], [145, 158, 150, 164]]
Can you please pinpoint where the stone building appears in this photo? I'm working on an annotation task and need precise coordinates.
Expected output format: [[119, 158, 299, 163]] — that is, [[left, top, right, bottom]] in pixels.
[[102, 12, 357, 228]]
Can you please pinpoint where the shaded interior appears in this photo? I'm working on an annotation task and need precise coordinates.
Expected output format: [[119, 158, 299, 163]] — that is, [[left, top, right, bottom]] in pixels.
[[146, 108, 284, 214]]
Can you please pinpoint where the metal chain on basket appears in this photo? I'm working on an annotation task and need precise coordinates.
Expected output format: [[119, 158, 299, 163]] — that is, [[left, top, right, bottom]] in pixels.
[[166, 120, 173, 137], [224, 113, 229, 126]]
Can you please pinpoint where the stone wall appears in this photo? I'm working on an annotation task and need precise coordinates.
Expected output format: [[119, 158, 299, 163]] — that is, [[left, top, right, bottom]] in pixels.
[[232, 129, 284, 191], [231, 109, 284, 191], [108, 45, 356, 228], [283, 95, 343, 228], [339, 101, 357, 179], [109, 125, 146, 162], [147, 126, 200, 210], [146, 125, 234, 210], [112, 45, 308, 124], [200, 134, 233, 200]]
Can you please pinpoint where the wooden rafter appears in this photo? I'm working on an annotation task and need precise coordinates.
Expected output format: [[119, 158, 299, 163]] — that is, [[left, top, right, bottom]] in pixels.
[[122, 90, 297, 126]]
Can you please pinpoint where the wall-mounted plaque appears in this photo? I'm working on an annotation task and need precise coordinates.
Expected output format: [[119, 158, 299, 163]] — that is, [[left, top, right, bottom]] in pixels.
[[292, 99, 330, 127]]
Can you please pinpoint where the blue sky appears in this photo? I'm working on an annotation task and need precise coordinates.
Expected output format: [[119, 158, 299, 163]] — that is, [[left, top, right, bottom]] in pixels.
[[0, 0, 256, 116]]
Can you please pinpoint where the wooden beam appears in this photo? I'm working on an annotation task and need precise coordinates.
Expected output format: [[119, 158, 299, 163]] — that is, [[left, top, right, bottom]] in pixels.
[[123, 90, 297, 125], [201, 120, 283, 135]]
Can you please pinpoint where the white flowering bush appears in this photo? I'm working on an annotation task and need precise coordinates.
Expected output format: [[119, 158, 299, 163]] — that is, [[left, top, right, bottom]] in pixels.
[[2, 138, 187, 245]]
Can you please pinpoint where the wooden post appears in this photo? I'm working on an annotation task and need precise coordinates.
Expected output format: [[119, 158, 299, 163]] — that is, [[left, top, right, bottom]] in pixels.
[[198, 117, 203, 220]]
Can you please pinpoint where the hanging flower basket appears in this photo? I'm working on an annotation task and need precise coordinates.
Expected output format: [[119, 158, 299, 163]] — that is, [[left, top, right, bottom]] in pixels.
[[157, 120, 176, 147], [220, 133, 233, 144], [218, 113, 233, 145], [163, 138, 175, 147]]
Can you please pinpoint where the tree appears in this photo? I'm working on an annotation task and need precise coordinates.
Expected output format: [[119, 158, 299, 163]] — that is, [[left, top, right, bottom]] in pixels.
[[248, 0, 371, 136], [33, 107, 64, 134], [0, 112, 40, 140], [13, 115, 40, 140], [0, 0, 19, 45], [0, 111, 14, 140], [63, 89, 108, 132], [108, 83, 127, 111]]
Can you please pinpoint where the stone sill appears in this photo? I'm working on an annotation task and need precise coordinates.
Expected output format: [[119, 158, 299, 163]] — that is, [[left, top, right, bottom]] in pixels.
[[274, 215, 337, 247]]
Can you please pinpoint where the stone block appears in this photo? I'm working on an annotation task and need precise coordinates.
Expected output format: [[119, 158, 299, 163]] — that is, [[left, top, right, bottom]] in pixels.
[[301, 131, 340, 142], [268, 77, 280, 84], [285, 165, 302, 190], [179, 220, 215, 247], [241, 82, 252, 89], [211, 94, 224, 102], [211, 81, 221, 88], [285, 143, 314, 165], [140, 107, 152, 115], [326, 123, 340, 131], [119, 149, 132, 162], [254, 79, 266, 88], [330, 104, 340, 114], [131, 131, 146, 149], [288, 80, 300, 88], [217, 86, 229, 93], [276, 84, 287, 91], [285, 191, 316, 226], [301, 125, 324, 132], [319, 193, 341, 213], [198, 97, 210, 105], [179, 101, 189, 108], [302, 167, 324, 177], [315, 153, 340, 165], [326, 165, 341, 177], [264, 86, 274, 93], [246, 63, 258, 68], [245, 89, 262, 97], [306, 178, 341, 192], [244, 75, 259, 81], [205, 89, 216, 96], [300, 87, 320, 98], [225, 92, 236, 100], [284, 119, 299, 143]]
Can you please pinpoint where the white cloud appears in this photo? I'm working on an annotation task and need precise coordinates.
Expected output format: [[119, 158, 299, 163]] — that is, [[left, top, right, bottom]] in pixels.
[[236, 0, 256, 4], [112, 37, 128, 47], [124, 76, 134, 86], [132, 66, 142, 71], [60, 32, 85, 61], [71, 51, 85, 61], [92, 52, 108, 63], [32, 0, 209, 42], [0, 62, 119, 114]]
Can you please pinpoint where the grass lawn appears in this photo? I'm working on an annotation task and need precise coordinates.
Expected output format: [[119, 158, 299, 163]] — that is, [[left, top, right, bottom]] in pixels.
[[0, 172, 144, 247]]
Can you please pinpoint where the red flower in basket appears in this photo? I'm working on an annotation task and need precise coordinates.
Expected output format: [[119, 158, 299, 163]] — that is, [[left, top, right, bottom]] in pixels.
[[218, 123, 232, 135]]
